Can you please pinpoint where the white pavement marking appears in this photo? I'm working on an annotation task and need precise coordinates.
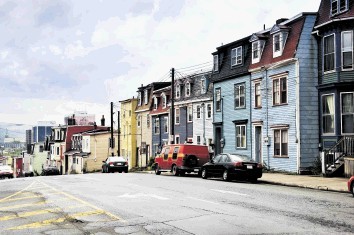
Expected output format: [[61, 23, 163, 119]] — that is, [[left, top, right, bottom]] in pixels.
[[186, 197, 219, 205], [118, 193, 169, 200], [211, 189, 249, 197]]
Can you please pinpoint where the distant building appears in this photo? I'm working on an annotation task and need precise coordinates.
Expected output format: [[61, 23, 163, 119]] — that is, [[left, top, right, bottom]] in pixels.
[[64, 111, 96, 126], [26, 130, 32, 145], [32, 121, 56, 143]]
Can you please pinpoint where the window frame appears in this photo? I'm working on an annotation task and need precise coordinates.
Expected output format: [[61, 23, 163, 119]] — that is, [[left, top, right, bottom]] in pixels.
[[185, 82, 191, 97], [322, 94, 335, 135], [235, 124, 247, 149], [197, 136, 201, 145], [175, 107, 180, 125], [234, 83, 246, 109], [252, 41, 260, 64], [272, 76, 287, 106], [201, 78, 206, 94], [162, 93, 167, 108], [137, 92, 142, 106], [164, 116, 169, 134], [254, 82, 262, 108], [340, 92, 354, 134], [273, 129, 288, 157], [231, 46, 242, 66], [215, 88, 221, 112], [196, 105, 201, 119], [137, 115, 141, 127], [187, 105, 193, 123], [154, 117, 160, 134], [331, 0, 348, 15], [153, 96, 158, 110], [323, 33, 336, 73], [341, 31, 353, 71], [207, 104, 212, 119], [176, 84, 181, 99], [144, 89, 148, 104], [213, 55, 218, 72]]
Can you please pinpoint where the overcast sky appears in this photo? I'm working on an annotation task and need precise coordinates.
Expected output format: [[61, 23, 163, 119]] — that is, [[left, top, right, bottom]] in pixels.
[[0, 0, 320, 126]]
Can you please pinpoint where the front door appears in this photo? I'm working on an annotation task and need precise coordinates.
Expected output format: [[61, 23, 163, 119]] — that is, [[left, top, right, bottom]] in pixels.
[[215, 126, 222, 155], [65, 155, 68, 174], [255, 126, 262, 163]]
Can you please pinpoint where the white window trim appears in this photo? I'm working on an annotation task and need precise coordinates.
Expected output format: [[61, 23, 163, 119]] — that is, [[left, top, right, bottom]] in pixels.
[[236, 124, 247, 149], [164, 116, 169, 133], [213, 55, 218, 72], [176, 84, 181, 99], [175, 135, 180, 144], [196, 105, 201, 119], [206, 103, 212, 119], [340, 92, 354, 135], [252, 41, 260, 64], [153, 96, 158, 110], [185, 82, 191, 97], [254, 82, 262, 108], [235, 83, 246, 109], [162, 93, 167, 108], [144, 90, 148, 104], [187, 105, 193, 123], [175, 107, 180, 125], [215, 88, 221, 112], [322, 93, 336, 135], [272, 76, 288, 105], [154, 117, 160, 134], [331, 0, 348, 16], [138, 92, 142, 106], [137, 115, 141, 127], [341, 31, 353, 71], [231, 46, 242, 66], [273, 33, 286, 58], [323, 33, 336, 74], [201, 78, 206, 94], [273, 128, 288, 157]]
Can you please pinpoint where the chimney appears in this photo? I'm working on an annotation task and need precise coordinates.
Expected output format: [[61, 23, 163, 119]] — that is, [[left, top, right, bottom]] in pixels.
[[101, 115, 105, 126]]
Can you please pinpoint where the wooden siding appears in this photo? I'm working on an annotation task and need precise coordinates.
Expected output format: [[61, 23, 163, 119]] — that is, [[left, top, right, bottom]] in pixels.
[[193, 101, 213, 145], [213, 75, 251, 156], [174, 106, 189, 143], [297, 15, 319, 170], [136, 110, 152, 167], [152, 114, 169, 153], [340, 71, 354, 81], [322, 73, 337, 84]]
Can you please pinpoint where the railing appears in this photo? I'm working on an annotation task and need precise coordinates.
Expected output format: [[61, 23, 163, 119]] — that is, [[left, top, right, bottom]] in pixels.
[[323, 136, 354, 175]]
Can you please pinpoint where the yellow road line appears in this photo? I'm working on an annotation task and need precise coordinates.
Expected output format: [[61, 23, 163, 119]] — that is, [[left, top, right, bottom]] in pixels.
[[7, 210, 106, 230], [39, 181, 123, 222], [1, 192, 62, 202], [0, 202, 47, 211], [0, 181, 37, 202]]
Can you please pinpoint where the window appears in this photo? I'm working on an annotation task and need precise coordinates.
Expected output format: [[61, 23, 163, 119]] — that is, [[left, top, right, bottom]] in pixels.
[[324, 34, 335, 72], [255, 82, 261, 108], [154, 118, 160, 134], [137, 115, 141, 127], [176, 84, 180, 99], [201, 79, 206, 94], [342, 31, 353, 70], [172, 147, 179, 159], [187, 105, 193, 122], [144, 90, 148, 104], [197, 105, 201, 119], [341, 92, 354, 134], [207, 104, 212, 118], [331, 0, 348, 15], [273, 77, 287, 105], [231, 46, 242, 66], [274, 34, 280, 52], [185, 82, 191, 97], [197, 136, 201, 145], [274, 129, 288, 157], [56, 147, 59, 155], [175, 135, 180, 144], [213, 55, 218, 72], [163, 147, 169, 160], [273, 33, 287, 57], [162, 94, 167, 108], [234, 83, 245, 109], [146, 114, 150, 128], [175, 108, 180, 124], [252, 41, 260, 63], [164, 116, 169, 133], [236, 125, 246, 148], [138, 92, 142, 106], [153, 96, 158, 110], [322, 94, 335, 134], [215, 88, 221, 112]]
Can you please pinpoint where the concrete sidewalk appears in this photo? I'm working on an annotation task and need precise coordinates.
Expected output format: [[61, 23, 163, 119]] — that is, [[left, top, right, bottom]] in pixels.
[[134, 170, 349, 193], [260, 172, 348, 193]]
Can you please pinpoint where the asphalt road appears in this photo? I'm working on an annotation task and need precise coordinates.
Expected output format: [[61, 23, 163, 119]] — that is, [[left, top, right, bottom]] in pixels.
[[0, 172, 353, 235]]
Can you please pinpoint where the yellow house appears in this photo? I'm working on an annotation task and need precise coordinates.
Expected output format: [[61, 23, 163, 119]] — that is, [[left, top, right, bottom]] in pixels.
[[82, 131, 118, 172], [119, 98, 137, 168]]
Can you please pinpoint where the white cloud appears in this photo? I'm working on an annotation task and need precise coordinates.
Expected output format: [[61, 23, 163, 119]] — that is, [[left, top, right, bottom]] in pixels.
[[49, 45, 62, 55]]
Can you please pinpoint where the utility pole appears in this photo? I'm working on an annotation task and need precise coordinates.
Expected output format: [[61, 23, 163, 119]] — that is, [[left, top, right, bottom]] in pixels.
[[110, 102, 114, 156], [117, 110, 121, 156], [171, 68, 175, 144]]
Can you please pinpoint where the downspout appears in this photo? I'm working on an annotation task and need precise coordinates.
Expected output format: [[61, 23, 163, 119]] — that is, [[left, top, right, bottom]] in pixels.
[[249, 74, 253, 159], [265, 68, 270, 170], [202, 103, 206, 145], [295, 58, 301, 174]]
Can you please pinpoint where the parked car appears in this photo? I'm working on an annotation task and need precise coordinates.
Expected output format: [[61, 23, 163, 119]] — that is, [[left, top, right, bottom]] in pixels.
[[102, 156, 128, 173], [0, 165, 14, 179], [201, 153, 263, 182], [154, 144, 210, 176], [348, 176, 354, 197], [41, 166, 60, 176]]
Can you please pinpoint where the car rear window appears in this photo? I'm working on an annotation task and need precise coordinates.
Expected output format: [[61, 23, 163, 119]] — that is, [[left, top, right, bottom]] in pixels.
[[229, 154, 252, 162], [108, 156, 126, 162]]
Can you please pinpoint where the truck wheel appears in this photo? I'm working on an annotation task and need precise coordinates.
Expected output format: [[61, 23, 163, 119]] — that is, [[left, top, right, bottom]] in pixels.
[[172, 165, 179, 176], [155, 165, 161, 175]]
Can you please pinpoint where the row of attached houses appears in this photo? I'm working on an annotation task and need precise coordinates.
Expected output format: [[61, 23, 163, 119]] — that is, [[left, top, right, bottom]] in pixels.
[[120, 0, 354, 175]]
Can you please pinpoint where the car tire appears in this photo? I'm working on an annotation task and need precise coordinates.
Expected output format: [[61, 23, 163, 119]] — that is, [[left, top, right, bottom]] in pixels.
[[223, 170, 230, 181], [172, 165, 179, 176], [249, 177, 258, 183], [155, 165, 161, 175], [124, 169, 128, 173], [201, 168, 208, 179]]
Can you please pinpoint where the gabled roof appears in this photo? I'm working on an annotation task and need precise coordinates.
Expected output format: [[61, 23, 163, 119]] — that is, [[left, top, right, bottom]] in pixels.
[[270, 24, 290, 34], [314, 0, 354, 29], [150, 86, 171, 116], [249, 13, 314, 71], [135, 82, 170, 113]]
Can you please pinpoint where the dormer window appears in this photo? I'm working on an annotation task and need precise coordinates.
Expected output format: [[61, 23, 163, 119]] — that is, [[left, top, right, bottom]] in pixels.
[[273, 32, 288, 58], [153, 96, 158, 110], [252, 41, 260, 63], [231, 46, 242, 66], [176, 84, 181, 99], [162, 93, 167, 108], [250, 33, 267, 64], [137, 92, 142, 106], [185, 82, 191, 97], [213, 55, 218, 72], [144, 90, 148, 104], [201, 78, 206, 94], [331, 0, 348, 16]]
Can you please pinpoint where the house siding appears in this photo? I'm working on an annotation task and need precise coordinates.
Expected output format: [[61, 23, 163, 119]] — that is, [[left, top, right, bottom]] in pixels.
[[152, 113, 169, 155], [174, 106, 188, 143], [192, 101, 213, 146]]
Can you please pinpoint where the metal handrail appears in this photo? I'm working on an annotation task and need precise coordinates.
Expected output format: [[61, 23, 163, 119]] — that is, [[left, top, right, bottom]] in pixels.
[[324, 136, 354, 169]]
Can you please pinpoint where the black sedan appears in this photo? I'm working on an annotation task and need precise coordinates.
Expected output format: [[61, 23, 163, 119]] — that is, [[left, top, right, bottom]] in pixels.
[[201, 153, 262, 182], [41, 166, 60, 176], [102, 156, 128, 173]]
